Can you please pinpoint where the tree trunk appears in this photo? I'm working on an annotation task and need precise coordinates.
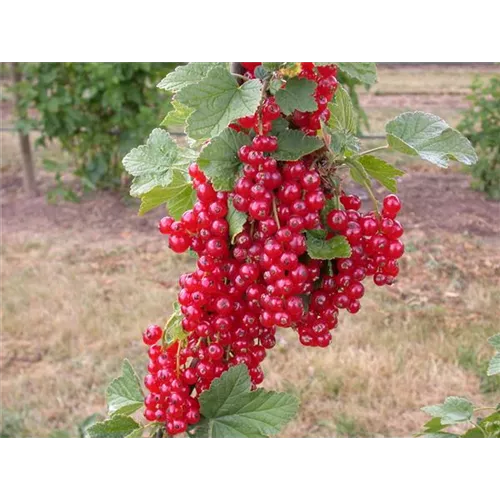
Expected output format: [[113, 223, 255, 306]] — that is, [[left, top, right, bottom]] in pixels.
[[11, 62, 39, 196]]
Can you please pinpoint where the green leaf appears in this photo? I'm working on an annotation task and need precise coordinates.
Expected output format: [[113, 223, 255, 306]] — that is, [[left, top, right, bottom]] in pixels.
[[275, 77, 317, 116], [138, 170, 196, 219], [422, 417, 450, 433], [164, 302, 187, 344], [325, 127, 360, 155], [422, 396, 474, 425], [328, 86, 357, 135], [306, 231, 351, 260], [480, 408, 500, 439], [197, 128, 250, 191], [227, 199, 247, 244], [254, 65, 270, 80], [385, 112, 478, 168], [87, 414, 140, 438], [336, 63, 378, 86], [177, 67, 263, 139], [349, 159, 372, 188], [125, 426, 147, 438], [43, 159, 66, 173], [269, 78, 284, 95], [357, 155, 405, 193], [79, 413, 103, 437], [157, 62, 224, 93], [461, 427, 485, 438], [421, 432, 459, 438], [187, 417, 211, 438], [488, 354, 500, 377], [273, 129, 323, 161], [160, 100, 193, 129], [269, 117, 289, 134], [262, 62, 285, 71], [488, 334, 500, 350], [106, 360, 144, 416], [123, 128, 196, 197], [195, 365, 299, 438]]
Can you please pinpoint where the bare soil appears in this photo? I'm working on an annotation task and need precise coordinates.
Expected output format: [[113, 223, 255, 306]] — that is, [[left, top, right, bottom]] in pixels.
[[2, 170, 498, 242]]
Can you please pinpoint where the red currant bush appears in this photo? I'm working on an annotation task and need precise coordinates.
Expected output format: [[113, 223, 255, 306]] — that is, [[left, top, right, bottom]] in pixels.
[[88, 62, 477, 438]]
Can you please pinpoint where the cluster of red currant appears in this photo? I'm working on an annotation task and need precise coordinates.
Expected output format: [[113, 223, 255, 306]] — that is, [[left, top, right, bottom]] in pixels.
[[140, 62, 405, 434], [296, 193, 403, 347]]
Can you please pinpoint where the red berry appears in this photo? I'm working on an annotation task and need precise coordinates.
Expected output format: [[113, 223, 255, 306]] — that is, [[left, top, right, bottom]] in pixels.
[[142, 325, 163, 346], [158, 216, 174, 235], [327, 209, 348, 232], [383, 194, 401, 216]]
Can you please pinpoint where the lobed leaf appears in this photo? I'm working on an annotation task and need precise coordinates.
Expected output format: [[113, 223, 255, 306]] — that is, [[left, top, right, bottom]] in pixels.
[[157, 62, 225, 93], [106, 360, 144, 416], [273, 129, 323, 161], [275, 77, 317, 115], [386, 112, 478, 168], [357, 155, 405, 193], [306, 231, 351, 260], [422, 396, 474, 425], [194, 365, 299, 438], [328, 86, 357, 135], [86, 414, 140, 438]]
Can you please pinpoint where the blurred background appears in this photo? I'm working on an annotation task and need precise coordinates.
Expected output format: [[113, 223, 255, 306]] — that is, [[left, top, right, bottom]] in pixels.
[[1, 62, 499, 437]]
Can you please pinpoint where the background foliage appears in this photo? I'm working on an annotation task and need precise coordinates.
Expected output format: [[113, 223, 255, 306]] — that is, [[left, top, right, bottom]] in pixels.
[[458, 74, 500, 199], [10, 63, 178, 197]]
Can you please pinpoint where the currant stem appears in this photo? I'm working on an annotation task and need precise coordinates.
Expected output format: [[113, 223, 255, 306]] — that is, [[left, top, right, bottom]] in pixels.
[[230, 72, 251, 82], [257, 77, 271, 135], [176, 340, 181, 377], [365, 182, 380, 214], [272, 196, 281, 229], [470, 420, 488, 438], [356, 145, 389, 157]]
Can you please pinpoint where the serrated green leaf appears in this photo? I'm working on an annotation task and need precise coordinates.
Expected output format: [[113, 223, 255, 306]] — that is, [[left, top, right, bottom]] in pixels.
[[306, 232, 351, 260], [187, 417, 211, 438], [336, 63, 378, 86], [125, 426, 147, 438], [349, 160, 372, 188], [164, 302, 187, 344], [273, 129, 323, 161], [176, 67, 263, 139], [488, 334, 500, 350], [386, 112, 478, 168], [197, 128, 250, 191], [357, 155, 405, 193], [227, 199, 247, 244], [323, 126, 360, 155], [106, 359, 144, 416], [123, 128, 196, 197], [487, 354, 500, 376], [195, 365, 299, 438], [160, 100, 193, 129], [422, 396, 474, 425], [87, 414, 140, 438], [269, 78, 284, 95], [422, 417, 450, 433], [254, 65, 270, 80], [328, 86, 357, 135], [275, 77, 317, 116], [308, 228, 327, 239], [157, 62, 224, 93], [138, 171, 196, 219], [270, 117, 289, 134], [79, 413, 103, 437]]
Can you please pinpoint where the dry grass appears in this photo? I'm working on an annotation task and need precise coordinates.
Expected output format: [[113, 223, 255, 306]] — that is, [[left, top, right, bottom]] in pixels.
[[1, 228, 498, 437], [370, 65, 499, 95]]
